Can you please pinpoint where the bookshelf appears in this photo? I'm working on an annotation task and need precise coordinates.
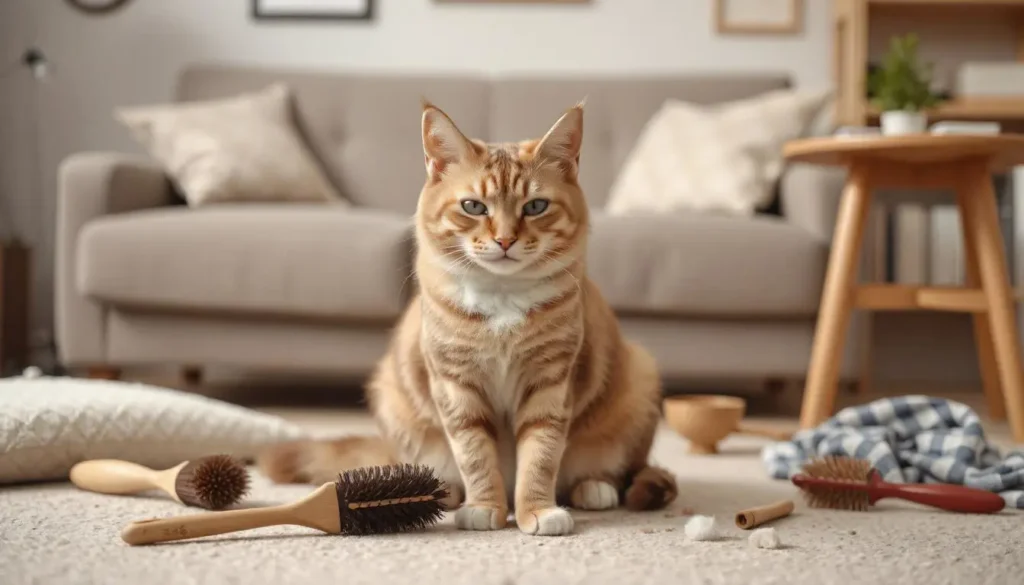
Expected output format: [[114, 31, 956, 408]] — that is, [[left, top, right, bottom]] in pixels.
[[834, 0, 1024, 127], [868, 98, 1024, 121], [832, 0, 1024, 395]]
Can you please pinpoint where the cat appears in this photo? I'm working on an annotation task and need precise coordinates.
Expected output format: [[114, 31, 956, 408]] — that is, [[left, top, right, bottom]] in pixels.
[[258, 100, 677, 536]]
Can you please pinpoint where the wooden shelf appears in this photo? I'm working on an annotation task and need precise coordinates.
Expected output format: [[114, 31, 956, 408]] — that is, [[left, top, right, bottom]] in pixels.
[[834, 0, 1024, 126], [866, 98, 1024, 121], [855, 284, 988, 312]]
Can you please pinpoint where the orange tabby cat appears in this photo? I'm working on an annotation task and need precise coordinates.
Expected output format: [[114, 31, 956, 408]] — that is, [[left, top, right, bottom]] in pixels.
[[259, 101, 677, 536]]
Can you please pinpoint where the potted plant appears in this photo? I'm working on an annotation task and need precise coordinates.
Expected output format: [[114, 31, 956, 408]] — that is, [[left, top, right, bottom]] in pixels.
[[868, 33, 942, 135]]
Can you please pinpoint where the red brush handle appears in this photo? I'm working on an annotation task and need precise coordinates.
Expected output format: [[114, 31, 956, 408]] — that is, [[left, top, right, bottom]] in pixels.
[[869, 476, 1005, 514]]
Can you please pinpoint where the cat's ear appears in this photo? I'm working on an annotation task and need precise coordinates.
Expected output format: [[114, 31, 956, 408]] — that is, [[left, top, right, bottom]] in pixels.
[[421, 101, 478, 181], [534, 101, 584, 177]]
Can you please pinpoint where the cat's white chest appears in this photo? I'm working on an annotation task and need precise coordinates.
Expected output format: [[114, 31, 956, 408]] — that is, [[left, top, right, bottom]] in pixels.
[[457, 280, 560, 333]]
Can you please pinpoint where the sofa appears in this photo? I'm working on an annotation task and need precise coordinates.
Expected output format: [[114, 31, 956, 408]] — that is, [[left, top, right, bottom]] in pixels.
[[56, 64, 854, 387]]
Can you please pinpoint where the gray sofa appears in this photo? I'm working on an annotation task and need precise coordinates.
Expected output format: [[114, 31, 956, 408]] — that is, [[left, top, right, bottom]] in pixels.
[[56, 64, 852, 385]]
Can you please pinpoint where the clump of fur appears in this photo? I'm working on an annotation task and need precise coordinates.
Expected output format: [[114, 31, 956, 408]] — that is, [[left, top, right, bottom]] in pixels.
[[748, 527, 782, 549], [684, 515, 720, 541]]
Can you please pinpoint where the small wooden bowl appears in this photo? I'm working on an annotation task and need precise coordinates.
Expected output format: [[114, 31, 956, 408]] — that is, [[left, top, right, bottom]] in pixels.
[[663, 395, 745, 454], [663, 394, 793, 454]]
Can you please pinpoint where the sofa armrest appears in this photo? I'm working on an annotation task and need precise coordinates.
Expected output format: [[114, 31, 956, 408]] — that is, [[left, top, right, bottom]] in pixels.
[[779, 163, 847, 243], [56, 152, 176, 366]]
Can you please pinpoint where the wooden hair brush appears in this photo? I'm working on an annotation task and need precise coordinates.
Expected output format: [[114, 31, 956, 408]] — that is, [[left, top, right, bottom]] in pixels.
[[120, 463, 449, 545], [792, 456, 1005, 514], [70, 455, 250, 510]]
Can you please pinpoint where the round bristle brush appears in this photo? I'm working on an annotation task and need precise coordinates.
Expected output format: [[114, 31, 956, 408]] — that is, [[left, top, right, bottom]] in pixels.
[[120, 463, 449, 545], [70, 455, 250, 510], [792, 456, 1005, 514]]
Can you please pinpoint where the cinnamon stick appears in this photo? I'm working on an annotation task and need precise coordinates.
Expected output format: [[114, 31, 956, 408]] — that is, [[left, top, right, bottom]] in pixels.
[[734, 499, 794, 530]]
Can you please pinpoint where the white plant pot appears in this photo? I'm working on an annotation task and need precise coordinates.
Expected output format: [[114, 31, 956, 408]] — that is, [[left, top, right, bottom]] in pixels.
[[880, 110, 928, 135]]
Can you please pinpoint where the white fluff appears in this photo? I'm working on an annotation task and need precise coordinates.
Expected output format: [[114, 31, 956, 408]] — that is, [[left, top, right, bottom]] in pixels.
[[683, 515, 719, 541], [748, 527, 782, 549]]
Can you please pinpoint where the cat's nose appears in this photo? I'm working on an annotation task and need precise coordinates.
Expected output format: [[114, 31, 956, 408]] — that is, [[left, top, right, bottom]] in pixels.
[[494, 237, 517, 251]]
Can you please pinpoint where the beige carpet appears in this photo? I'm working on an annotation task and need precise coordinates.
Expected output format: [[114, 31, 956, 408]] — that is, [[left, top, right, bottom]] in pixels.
[[2, 409, 1022, 585]]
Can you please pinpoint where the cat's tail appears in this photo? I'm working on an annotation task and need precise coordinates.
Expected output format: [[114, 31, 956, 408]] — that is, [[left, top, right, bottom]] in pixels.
[[257, 436, 400, 485], [623, 465, 679, 511]]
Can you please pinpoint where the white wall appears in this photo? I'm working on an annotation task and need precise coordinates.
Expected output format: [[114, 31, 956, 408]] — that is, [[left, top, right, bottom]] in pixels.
[[0, 0, 833, 344]]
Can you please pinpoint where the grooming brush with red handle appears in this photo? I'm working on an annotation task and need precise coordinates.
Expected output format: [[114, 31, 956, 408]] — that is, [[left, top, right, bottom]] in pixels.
[[792, 456, 1005, 514]]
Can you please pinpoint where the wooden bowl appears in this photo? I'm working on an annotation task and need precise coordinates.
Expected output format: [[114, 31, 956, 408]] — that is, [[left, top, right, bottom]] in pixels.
[[663, 394, 746, 454]]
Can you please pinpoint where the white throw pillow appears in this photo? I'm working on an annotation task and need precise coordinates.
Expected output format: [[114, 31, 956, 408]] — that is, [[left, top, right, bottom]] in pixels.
[[116, 83, 348, 207], [0, 374, 308, 484], [605, 89, 832, 216]]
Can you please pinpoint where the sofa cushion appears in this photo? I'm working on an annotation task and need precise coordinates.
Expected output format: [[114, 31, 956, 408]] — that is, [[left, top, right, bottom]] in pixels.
[[115, 83, 348, 207], [489, 75, 791, 209], [587, 212, 827, 317], [77, 206, 412, 321], [177, 66, 490, 215]]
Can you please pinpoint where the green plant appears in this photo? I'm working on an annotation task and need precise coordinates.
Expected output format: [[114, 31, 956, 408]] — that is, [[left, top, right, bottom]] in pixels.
[[868, 33, 942, 112]]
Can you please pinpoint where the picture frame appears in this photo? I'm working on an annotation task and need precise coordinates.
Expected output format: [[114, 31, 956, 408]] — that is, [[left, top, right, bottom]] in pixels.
[[64, 0, 133, 15], [714, 0, 802, 35], [433, 1, 588, 4], [252, 0, 374, 21]]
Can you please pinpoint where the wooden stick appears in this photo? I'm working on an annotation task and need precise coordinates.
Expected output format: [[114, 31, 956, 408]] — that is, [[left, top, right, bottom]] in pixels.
[[734, 499, 794, 530]]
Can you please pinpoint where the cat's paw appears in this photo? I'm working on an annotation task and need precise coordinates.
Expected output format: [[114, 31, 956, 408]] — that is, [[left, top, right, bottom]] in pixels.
[[570, 479, 619, 510], [517, 507, 575, 536], [454, 505, 507, 531]]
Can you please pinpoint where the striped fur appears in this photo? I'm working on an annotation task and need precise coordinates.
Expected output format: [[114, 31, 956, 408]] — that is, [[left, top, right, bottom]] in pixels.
[[258, 101, 676, 536]]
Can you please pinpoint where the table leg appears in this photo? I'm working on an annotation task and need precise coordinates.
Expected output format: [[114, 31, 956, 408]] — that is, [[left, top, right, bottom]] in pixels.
[[956, 188, 1005, 421], [800, 164, 874, 429], [961, 161, 1024, 442]]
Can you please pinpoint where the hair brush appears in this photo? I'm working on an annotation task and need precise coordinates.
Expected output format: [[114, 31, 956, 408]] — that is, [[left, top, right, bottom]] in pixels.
[[70, 455, 250, 510], [792, 456, 1005, 514], [120, 463, 449, 545]]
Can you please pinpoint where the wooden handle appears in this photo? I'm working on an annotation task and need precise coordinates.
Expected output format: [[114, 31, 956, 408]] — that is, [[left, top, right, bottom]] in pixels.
[[873, 482, 1006, 514], [121, 506, 297, 545], [735, 423, 794, 442], [70, 460, 162, 496]]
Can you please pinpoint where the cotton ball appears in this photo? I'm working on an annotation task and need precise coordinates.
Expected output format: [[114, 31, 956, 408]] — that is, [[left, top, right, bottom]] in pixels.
[[684, 515, 719, 541], [22, 366, 42, 379], [748, 527, 782, 549]]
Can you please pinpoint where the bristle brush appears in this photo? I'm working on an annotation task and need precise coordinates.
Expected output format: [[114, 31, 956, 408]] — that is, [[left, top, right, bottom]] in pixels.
[[70, 455, 250, 510], [120, 463, 448, 545], [792, 456, 1005, 514]]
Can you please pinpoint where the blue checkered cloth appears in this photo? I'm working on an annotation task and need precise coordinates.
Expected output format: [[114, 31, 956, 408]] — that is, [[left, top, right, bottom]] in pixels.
[[762, 395, 1024, 508]]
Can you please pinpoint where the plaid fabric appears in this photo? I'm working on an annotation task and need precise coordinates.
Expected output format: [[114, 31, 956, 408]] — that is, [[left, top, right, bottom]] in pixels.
[[762, 395, 1024, 508]]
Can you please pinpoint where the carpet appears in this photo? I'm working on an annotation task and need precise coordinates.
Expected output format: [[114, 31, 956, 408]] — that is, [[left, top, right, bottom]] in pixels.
[[2, 411, 1022, 585]]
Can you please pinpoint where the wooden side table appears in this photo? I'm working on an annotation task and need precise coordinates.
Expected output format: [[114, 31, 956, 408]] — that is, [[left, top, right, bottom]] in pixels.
[[784, 134, 1024, 442]]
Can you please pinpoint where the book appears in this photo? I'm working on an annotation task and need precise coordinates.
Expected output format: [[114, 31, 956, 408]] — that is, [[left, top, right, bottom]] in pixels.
[[929, 121, 1001, 135]]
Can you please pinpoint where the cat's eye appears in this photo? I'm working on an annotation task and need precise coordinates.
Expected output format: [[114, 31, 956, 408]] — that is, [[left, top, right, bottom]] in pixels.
[[523, 199, 550, 216], [461, 199, 488, 216]]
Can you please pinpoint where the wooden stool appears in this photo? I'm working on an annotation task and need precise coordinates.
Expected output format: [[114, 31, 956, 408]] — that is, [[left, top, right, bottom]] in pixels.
[[784, 134, 1024, 442]]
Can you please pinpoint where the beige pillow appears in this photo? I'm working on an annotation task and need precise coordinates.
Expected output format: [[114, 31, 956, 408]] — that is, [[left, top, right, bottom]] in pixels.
[[0, 373, 309, 484], [115, 83, 347, 207], [606, 89, 831, 216]]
